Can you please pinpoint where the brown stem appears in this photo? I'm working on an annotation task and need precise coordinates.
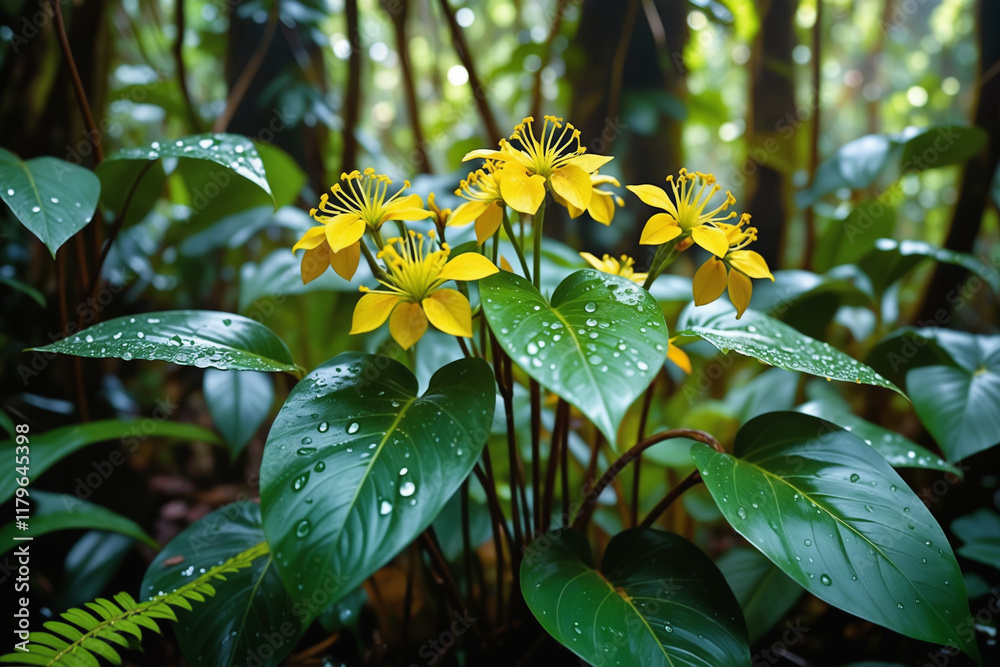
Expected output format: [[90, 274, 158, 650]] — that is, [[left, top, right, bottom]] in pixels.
[[50, 0, 103, 163], [541, 399, 569, 531], [630, 373, 659, 526], [606, 0, 640, 128], [435, 0, 502, 143], [529, 0, 570, 120], [384, 0, 431, 172], [639, 470, 702, 528], [173, 0, 203, 131], [460, 481, 476, 613], [473, 464, 507, 626], [213, 3, 280, 133], [420, 530, 481, 638], [57, 250, 89, 421], [340, 0, 363, 170], [400, 542, 418, 649], [529, 379, 541, 535], [89, 161, 156, 293], [491, 339, 524, 553], [572, 429, 722, 530], [559, 413, 570, 521]]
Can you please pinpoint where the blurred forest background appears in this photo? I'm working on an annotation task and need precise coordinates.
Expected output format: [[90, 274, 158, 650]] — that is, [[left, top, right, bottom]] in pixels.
[[1, 0, 999, 664]]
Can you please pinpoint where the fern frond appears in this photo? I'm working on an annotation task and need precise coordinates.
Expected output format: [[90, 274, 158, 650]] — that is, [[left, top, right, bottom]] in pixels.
[[1, 542, 268, 667]]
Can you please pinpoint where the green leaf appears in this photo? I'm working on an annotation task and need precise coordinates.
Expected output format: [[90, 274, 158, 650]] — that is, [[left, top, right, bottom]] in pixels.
[[858, 238, 999, 296], [795, 400, 962, 475], [481, 269, 668, 446], [907, 332, 1000, 462], [30, 310, 299, 374], [0, 148, 100, 257], [0, 491, 157, 551], [141, 502, 304, 667], [676, 301, 903, 395], [520, 528, 749, 666], [951, 509, 1000, 570], [0, 274, 46, 306], [815, 199, 896, 273], [798, 126, 987, 206], [260, 353, 495, 614], [103, 134, 273, 201], [691, 412, 979, 663], [716, 546, 802, 642], [0, 419, 219, 504], [203, 370, 275, 459], [60, 532, 136, 609]]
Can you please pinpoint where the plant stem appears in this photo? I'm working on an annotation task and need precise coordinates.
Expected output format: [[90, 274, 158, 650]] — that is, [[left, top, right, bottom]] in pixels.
[[572, 428, 722, 530], [50, 0, 103, 163], [90, 161, 156, 292], [490, 338, 524, 554], [532, 200, 546, 290], [630, 373, 659, 525], [359, 240, 390, 283], [213, 1, 280, 132], [529, 379, 541, 536], [639, 470, 702, 528], [541, 398, 569, 532], [501, 209, 532, 280]]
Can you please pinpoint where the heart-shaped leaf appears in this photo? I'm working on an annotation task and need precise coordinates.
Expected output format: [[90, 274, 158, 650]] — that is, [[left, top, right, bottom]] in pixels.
[[103, 134, 273, 201], [677, 301, 903, 395], [260, 353, 495, 612], [481, 269, 668, 446], [0, 419, 219, 504], [691, 412, 979, 663], [0, 148, 100, 257], [716, 546, 802, 642], [203, 370, 275, 459], [30, 311, 299, 374], [906, 332, 1000, 462], [0, 491, 157, 552], [520, 528, 749, 666], [142, 502, 304, 667], [795, 400, 962, 475]]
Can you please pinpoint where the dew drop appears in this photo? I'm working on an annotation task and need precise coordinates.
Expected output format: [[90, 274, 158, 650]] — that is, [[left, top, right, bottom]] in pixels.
[[400, 481, 416, 497], [347, 422, 360, 434], [295, 520, 311, 538], [318, 421, 329, 433], [820, 574, 832, 586], [849, 473, 860, 483], [379, 500, 392, 515], [584, 302, 597, 313], [296, 447, 316, 456], [737, 507, 747, 519]]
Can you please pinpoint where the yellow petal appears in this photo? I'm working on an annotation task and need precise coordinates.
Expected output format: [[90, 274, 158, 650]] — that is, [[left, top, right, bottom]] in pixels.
[[389, 301, 427, 350], [728, 250, 775, 280], [301, 245, 330, 284], [667, 341, 692, 374], [383, 193, 433, 222], [639, 214, 682, 245], [350, 292, 400, 333], [326, 217, 366, 253], [550, 164, 592, 211], [499, 255, 514, 272], [438, 252, 499, 282], [463, 148, 509, 162], [475, 203, 503, 244], [579, 252, 605, 271], [292, 226, 327, 253], [728, 270, 753, 319], [693, 257, 728, 306], [448, 200, 491, 227], [626, 184, 672, 210], [691, 225, 729, 257], [330, 242, 360, 281], [500, 171, 546, 214], [587, 190, 616, 225], [422, 289, 473, 337], [568, 154, 614, 173]]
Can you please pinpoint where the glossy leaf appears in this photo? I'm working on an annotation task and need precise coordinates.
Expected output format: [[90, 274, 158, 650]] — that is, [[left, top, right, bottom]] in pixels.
[[676, 301, 902, 395], [31, 310, 300, 374], [907, 332, 1000, 462], [142, 502, 304, 667], [59, 532, 136, 608], [691, 412, 979, 663], [0, 419, 219, 504], [716, 546, 802, 642], [0, 491, 157, 552], [520, 528, 749, 666], [481, 269, 668, 446], [796, 400, 961, 475], [104, 133, 273, 201], [260, 353, 495, 613], [858, 238, 999, 296], [0, 148, 100, 257], [815, 199, 896, 273], [951, 510, 1000, 570], [203, 370, 274, 459]]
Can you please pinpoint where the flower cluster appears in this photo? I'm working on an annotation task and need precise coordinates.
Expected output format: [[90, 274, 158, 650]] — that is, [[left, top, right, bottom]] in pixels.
[[289, 118, 774, 352]]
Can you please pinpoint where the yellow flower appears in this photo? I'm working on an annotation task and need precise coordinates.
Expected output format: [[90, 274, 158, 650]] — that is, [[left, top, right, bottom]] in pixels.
[[311, 168, 432, 255], [448, 161, 508, 244], [580, 252, 647, 285], [555, 173, 623, 225], [692, 214, 774, 318], [667, 338, 692, 374], [464, 115, 612, 215], [350, 231, 498, 349], [427, 192, 450, 229], [626, 169, 737, 257], [292, 225, 360, 283]]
